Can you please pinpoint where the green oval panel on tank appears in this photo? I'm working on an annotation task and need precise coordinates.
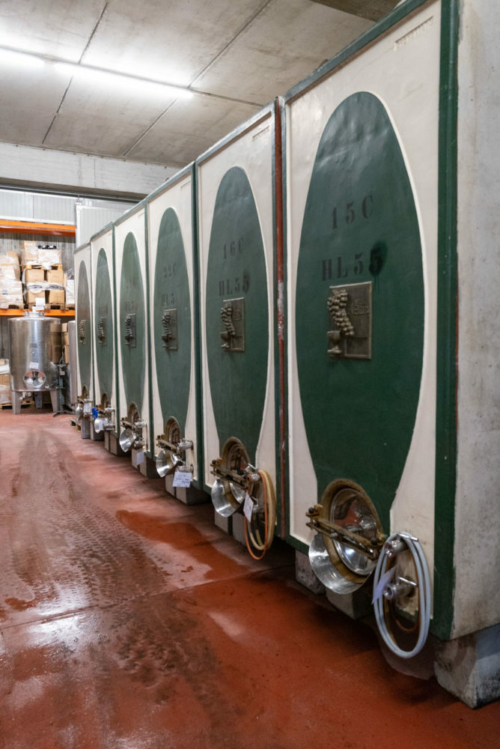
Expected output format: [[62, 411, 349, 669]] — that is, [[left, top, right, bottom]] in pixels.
[[77, 260, 91, 392], [94, 248, 114, 401], [154, 208, 191, 433], [206, 166, 269, 464], [119, 232, 145, 410], [296, 92, 424, 531]]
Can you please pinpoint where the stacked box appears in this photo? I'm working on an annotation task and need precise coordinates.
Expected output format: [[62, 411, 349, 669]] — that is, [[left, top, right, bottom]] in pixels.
[[0, 253, 22, 308], [0, 359, 10, 405], [46, 267, 65, 305], [61, 322, 70, 363], [24, 267, 46, 306], [0, 252, 21, 280], [23, 265, 65, 307], [21, 243, 61, 269], [21, 242, 38, 267], [0, 279, 23, 308], [64, 274, 75, 307]]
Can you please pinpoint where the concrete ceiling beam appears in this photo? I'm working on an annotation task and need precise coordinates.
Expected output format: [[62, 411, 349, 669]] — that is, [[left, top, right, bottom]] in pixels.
[[310, 0, 400, 22]]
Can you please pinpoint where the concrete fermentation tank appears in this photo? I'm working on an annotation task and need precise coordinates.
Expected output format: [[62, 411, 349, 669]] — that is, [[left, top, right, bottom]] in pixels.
[[146, 165, 207, 503], [90, 225, 119, 449], [283, 0, 500, 707], [114, 202, 154, 475], [196, 103, 282, 558], [8, 311, 62, 413], [74, 243, 94, 436]]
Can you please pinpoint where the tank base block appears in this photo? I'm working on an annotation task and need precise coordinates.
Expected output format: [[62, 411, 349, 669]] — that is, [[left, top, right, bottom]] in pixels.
[[163, 475, 208, 504], [231, 513, 246, 547], [80, 417, 91, 440], [434, 622, 500, 708], [214, 510, 230, 535], [131, 449, 157, 478], [104, 431, 126, 456], [295, 549, 325, 596], [165, 474, 175, 497], [175, 484, 209, 506], [326, 585, 372, 620], [90, 420, 104, 442]]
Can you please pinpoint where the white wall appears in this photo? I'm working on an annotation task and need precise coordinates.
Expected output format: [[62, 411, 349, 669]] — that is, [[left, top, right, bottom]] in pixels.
[[0, 143, 177, 200]]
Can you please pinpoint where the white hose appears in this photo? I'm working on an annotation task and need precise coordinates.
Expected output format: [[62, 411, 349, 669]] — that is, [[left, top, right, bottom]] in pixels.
[[373, 531, 431, 659]]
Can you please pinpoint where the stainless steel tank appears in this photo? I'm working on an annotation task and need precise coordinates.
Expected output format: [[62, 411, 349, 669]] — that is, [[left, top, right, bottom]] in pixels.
[[68, 320, 77, 408], [8, 311, 62, 413]]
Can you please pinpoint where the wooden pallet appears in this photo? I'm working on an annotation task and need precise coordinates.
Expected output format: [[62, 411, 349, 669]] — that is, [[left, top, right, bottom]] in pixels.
[[22, 263, 63, 271], [0, 399, 33, 410], [0, 303, 25, 310]]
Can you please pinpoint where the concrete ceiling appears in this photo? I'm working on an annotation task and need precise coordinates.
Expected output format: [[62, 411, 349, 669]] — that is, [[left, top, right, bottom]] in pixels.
[[0, 0, 374, 169]]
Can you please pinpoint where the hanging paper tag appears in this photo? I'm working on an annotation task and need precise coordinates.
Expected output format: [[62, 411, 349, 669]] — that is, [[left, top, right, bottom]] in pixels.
[[135, 450, 145, 465], [372, 567, 396, 604], [173, 470, 192, 488], [35, 296, 45, 310], [243, 492, 254, 522]]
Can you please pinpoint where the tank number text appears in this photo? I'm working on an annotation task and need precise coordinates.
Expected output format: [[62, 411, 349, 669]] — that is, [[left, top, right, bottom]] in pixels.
[[219, 273, 250, 296], [332, 195, 373, 230], [161, 292, 175, 306], [162, 263, 177, 279], [322, 253, 364, 281], [223, 237, 244, 259]]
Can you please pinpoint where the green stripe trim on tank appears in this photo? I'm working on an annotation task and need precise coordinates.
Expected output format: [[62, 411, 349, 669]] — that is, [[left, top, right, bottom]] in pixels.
[[432, 0, 460, 642], [192, 164, 205, 490]]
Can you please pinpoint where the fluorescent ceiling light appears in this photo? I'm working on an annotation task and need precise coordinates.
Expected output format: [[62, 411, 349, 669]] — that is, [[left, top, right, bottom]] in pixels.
[[0, 47, 46, 69], [54, 60, 193, 99], [0, 44, 194, 99]]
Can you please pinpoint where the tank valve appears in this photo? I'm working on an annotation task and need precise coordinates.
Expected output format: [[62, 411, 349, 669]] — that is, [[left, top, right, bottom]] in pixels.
[[156, 434, 194, 477], [94, 406, 115, 434]]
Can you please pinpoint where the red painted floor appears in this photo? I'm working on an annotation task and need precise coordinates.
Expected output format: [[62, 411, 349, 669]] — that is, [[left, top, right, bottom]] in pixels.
[[0, 409, 498, 749]]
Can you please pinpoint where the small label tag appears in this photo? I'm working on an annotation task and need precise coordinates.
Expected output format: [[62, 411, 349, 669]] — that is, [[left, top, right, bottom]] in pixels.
[[29, 361, 39, 370], [243, 492, 254, 522], [372, 567, 396, 604], [35, 297, 45, 309], [135, 450, 145, 465], [173, 470, 192, 488]]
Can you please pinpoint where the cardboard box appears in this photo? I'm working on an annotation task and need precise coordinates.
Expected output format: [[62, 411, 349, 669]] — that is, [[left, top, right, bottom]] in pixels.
[[0, 373, 9, 386], [0, 253, 20, 280], [38, 248, 61, 267], [0, 280, 23, 308], [0, 384, 10, 405], [62, 332, 69, 346], [48, 289, 64, 305], [26, 290, 46, 306], [0, 266, 18, 281], [46, 267, 64, 285], [25, 268, 45, 284], [65, 278, 75, 306], [63, 345, 70, 364], [61, 322, 68, 332], [21, 243, 38, 266]]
